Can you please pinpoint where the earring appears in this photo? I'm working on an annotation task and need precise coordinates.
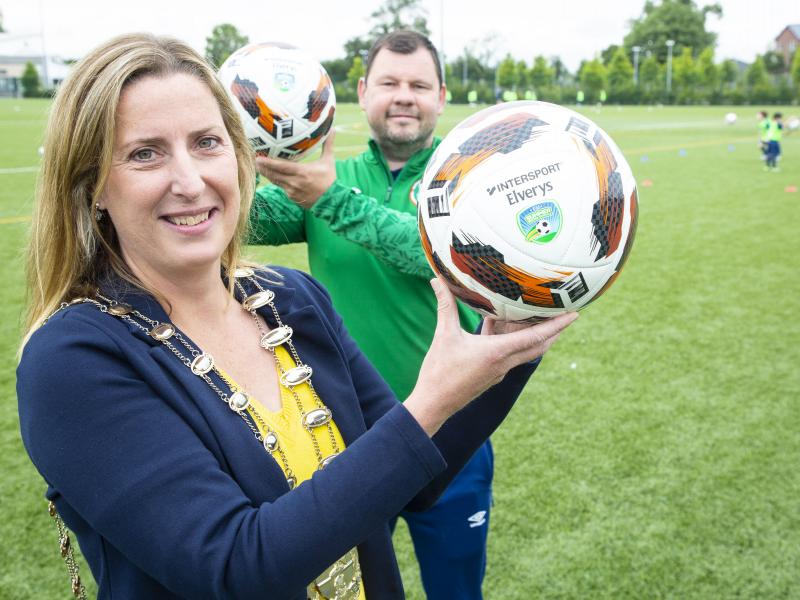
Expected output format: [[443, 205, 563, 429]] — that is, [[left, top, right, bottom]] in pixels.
[[95, 203, 104, 221]]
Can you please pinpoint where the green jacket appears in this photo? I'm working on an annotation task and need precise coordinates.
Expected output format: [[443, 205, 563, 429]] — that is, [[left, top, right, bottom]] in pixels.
[[251, 138, 480, 400]]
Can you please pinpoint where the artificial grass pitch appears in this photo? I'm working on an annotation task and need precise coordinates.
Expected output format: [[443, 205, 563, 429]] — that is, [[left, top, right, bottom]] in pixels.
[[1, 99, 798, 598]]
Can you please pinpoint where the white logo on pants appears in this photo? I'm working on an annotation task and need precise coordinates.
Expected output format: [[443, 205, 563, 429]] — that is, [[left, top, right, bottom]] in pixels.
[[468, 510, 487, 528]]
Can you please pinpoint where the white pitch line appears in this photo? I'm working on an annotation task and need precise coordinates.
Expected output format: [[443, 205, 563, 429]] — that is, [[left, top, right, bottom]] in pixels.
[[0, 166, 39, 174]]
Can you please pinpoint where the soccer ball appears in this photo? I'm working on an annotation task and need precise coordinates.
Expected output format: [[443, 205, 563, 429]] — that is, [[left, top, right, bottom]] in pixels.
[[418, 101, 638, 322], [725, 112, 737, 125], [788, 116, 800, 131], [218, 42, 336, 160]]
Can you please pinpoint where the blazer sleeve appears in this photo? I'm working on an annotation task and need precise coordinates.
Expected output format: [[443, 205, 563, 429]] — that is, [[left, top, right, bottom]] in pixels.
[[293, 270, 539, 512], [17, 311, 445, 600]]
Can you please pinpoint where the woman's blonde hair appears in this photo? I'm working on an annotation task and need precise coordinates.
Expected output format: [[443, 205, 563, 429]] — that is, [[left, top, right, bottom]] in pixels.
[[22, 33, 256, 349]]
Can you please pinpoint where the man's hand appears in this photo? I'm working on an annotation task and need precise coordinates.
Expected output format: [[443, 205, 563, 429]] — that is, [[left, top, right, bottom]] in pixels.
[[255, 131, 337, 208]]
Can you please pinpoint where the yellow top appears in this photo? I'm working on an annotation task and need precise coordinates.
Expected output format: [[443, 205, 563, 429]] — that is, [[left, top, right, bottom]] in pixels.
[[221, 344, 366, 600]]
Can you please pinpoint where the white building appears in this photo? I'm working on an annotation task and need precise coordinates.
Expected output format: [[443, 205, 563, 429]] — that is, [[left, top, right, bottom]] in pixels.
[[0, 33, 72, 97]]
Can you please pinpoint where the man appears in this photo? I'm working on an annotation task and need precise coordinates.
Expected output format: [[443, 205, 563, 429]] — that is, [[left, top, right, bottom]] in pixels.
[[250, 30, 502, 599]]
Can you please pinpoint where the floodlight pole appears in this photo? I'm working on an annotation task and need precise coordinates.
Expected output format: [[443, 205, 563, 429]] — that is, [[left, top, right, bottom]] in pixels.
[[440, 0, 445, 85], [38, 0, 49, 88], [665, 39, 675, 95], [632, 46, 641, 85]]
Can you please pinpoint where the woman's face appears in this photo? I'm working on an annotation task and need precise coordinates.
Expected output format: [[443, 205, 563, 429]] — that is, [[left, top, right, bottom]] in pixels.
[[99, 72, 240, 284]]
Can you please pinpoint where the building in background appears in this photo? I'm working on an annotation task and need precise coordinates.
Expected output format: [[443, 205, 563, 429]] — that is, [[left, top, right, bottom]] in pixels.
[[0, 30, 72, 97], [0, 53, 71, 97], [773, 25, 800, 68]]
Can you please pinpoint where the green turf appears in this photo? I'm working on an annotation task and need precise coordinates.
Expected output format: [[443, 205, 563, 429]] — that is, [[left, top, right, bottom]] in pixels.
[[1, 98, 799, 599]]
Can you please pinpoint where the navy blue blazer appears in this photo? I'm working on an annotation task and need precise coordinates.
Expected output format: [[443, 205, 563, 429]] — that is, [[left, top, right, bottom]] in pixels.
[[18, 267, 537, 599]]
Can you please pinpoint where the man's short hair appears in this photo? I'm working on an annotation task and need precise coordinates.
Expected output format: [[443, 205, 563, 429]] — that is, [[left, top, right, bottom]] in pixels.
[[365, 30, 443, 87], [773, 112, 782, 119]]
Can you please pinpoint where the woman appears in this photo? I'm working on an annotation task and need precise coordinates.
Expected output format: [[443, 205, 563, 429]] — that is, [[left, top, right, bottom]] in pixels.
[[17, 33, 576, 599]]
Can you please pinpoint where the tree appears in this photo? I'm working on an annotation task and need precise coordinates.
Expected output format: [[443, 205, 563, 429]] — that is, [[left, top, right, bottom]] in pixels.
[[792, 50, 800, 98], [762, 51, 786, 75], [347, 56, 365, 91], [719, 59, 738, 89], [530, 56, 554, 90], [624, 0, 722, 63], [695, 47, 718, 101], [515, 60, 529, 91], [0, 8, 5, 33], [321, 58, 352, 85], [639, 54, 663, 102], [204, 24, 248, 68], [496, 54, 517, 91], [550, 57, 569, 85], [601, 44, 621, 65], [21, 62, 41, 98], [745, 56, 769, 88], [368, 0, 430, 38], [607, 47, 635, 102], [745, 55, 774, 102], [672, 46, 698, 103], [578, 59, 607, 103]]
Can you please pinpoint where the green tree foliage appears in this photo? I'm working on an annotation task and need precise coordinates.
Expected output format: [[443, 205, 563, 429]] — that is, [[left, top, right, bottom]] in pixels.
[[515, 60, 529, 91], [607, 47, 635, 102], [579, 59, 607, 103], [369, 0, 430, 37], [624, 0, 722, 63], [638, 54, 663, 102], [496, 54, 517, 90], [601, 44, 621, 65], [321, 59, 351, 85], [530, 56, 555, 90], [792, 50, 800, 98], [204, 24, 248, 68], [672, 46, 698, 103], [550, 57, 569, 85], [762, 51, 786, 75], [745, 56, 774, 102], [695, 47, 719, 100], [745, 56, 769, 88], [21, 62, 41, 98], [719, 59, 739, 89], [347, 56, 365, 91], [450, 53, 494, 86], [343, 37, 372, 63]]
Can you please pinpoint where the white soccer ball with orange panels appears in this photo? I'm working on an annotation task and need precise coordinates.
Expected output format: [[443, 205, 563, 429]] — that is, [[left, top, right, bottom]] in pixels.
[[418, 101, 638, 322]]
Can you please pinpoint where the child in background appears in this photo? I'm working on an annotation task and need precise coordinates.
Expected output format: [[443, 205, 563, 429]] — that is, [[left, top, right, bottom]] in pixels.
[[765, 113, 783, 173]]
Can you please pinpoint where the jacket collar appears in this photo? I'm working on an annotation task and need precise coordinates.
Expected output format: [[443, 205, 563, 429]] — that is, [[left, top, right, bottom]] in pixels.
[[366, 136, 441, 174]]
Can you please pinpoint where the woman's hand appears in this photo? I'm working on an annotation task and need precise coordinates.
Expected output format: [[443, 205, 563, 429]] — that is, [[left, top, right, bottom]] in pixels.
[[404, 277, 578, 436]]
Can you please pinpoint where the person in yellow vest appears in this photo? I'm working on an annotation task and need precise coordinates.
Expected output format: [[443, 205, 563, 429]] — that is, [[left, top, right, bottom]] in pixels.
[[765, 112, 783, 173], [756, 110, 770, 160]]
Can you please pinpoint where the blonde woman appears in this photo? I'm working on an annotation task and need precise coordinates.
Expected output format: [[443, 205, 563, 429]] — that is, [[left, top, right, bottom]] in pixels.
[[17, 33, 576, 599]]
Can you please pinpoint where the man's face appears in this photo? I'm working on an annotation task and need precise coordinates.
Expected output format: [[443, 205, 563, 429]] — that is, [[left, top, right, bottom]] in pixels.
[[358, 47, 446, 152]]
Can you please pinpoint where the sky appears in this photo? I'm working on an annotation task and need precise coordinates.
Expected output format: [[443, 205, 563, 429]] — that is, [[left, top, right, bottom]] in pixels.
[[0, 0, 797, 72]]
